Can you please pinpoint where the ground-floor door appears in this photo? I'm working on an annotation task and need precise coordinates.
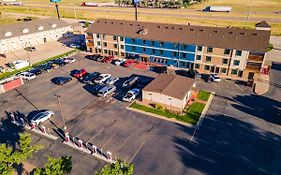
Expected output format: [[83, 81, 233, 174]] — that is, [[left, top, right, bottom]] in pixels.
[[215, 67, 220, 73], [248, 72, 255, 80], [210, 66, 215, 73], [238, 70, 243, 77]]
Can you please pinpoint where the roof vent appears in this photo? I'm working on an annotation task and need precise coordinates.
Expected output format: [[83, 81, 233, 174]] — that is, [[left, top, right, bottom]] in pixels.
[[240, 32, 245, 35], [228, 31, 233, 34], [165, 26, 168, 29], [252, 33, 258, 36], [137, 28, 148, 35], [199, 29, 203, 32], [120, 22, 123, 25], [213, 30, 218, 33], [38, 26, 44, 30], [171, 27, 174, 29], [179, 28, 183, 30], [22, 28, 29, 34], [4, 32, 12, 37], [130, 23, 133, 26], [190, 29, 194, 31], [97, 20, 100, 23], [51, 24, 57, 28], [111, 22, 114, 24], [138, 24, 140, 26], [105, 21, 107, 24], [157, 26, 160, 28]]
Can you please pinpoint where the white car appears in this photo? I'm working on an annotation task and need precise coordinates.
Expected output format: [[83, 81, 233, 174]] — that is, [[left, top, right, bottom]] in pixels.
[[63, 57, 76, 64], [94, 73, 111, 84], [123, 88, 140, 102], [209, 73, 221, 82], [69, 44, 80, 48], [97, 85, 116, 97], [114, 59, 126, 66], [105, 77, 119, 85], [19, 72, 36, 81], [31, 111, 54, 125]]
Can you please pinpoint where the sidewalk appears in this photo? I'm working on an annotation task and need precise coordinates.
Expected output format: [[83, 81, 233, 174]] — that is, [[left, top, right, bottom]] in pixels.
[[254, 74, 270, 95]]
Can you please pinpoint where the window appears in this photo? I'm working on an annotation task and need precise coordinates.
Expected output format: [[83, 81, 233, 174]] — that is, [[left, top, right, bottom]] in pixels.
[[182, 53, 186, 58], [120, 37, 124, 41], [120, 45, 124, 49], [114, 51, 118, 55], [152, 41, 155, 46], [143, 40, 146, 45], [207, 47, 213, 53], [182, 45, 187, 50], [98, 49, 101, 53], [114, 44, 118, 48], [97, 34, 100, 38], [103, 42, 107, 47], [236, 50, 242, 56], [159, 50, 163, 55], [159, 42, 164, 47], [195, 64, 200, 69], [231, 69, 238, 75], [143, 48, 146, 52], [206, 56, 212, 62], [224, 49, 231, 55], [222, 58, 228, 65], [152, 49, 156, 54], [173, 52, 177, 57], [196, 55, 201, 61], [102, 34, 106, 39], [233, 60, 240, 66], [113, 35, 117, 40], [221, 68, 227, 73], [97, 41, 101, 46], [197, 46, 203, 51], [132, 46, 136, 51], [173, 43, 177, 48], [132, 38, 135, 43], [104, 50, 108, 54], [204, 65, 210, 70]]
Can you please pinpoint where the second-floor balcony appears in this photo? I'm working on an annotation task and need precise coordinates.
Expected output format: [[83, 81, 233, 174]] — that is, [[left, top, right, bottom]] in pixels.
[[87, 43, 94, 47], [246, 62, 262, 71], [86, 35, 93, 40], [248, 54, 264, 62]]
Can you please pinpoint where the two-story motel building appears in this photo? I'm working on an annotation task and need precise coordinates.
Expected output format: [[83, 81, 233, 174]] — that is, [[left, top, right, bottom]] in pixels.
[[85, 19, 271, 81]]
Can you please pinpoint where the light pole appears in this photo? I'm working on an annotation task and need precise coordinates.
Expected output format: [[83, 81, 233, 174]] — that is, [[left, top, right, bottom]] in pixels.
[[50, 0, 61, 20], [133, 0, 140, 21], [245, 0, 253, 29], [55, 94, 67, 131]]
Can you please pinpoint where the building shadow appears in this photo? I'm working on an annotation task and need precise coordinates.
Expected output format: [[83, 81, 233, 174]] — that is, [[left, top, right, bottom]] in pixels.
[[173, 113, 281, 175]]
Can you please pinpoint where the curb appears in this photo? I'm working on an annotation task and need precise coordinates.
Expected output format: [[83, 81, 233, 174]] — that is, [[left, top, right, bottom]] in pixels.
[[127, 105, 193, 127], [196, 92, 215, 128]]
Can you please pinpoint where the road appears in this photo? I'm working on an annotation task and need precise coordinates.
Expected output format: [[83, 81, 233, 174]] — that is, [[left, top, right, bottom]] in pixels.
[[21, 3, 281, 23]]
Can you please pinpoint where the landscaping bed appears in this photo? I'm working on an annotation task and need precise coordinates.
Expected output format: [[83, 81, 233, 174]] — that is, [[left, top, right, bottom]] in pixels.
[[197, 90, 211, 101], [130, 102, 205, 125]]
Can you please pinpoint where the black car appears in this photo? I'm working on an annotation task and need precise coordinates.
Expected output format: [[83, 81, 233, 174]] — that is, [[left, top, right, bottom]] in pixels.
[[53, 59, 66, 67], [52, 77, 72, 85], [82, 72, 100, 84], [92, 84, 105, 94], [25, 47, 36, 52], [188, 69, 201, 79], [29, 68, 42, 75], [96, 56, 104, 62], [38, 64, 52, 72]]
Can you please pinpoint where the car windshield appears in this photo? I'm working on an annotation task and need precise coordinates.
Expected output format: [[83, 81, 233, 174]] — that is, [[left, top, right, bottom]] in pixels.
[[126, 93, 133, 98], [33, 113, 47, 120], [96, 76, 103, 81]]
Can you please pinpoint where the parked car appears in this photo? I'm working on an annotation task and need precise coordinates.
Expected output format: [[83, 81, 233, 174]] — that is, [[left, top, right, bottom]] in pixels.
[[31, 111, 54, 125], [25, 46, 36, 52], [123, 88, 140, 102], [150, 66, 167, 74], [29, 68, 42, 75], [91, 54, 102, 61], [52, 76, 72, 85], [63, 57, 76, 64], [188, 69, 201, 79], [209, 73, 221, 82], [122, 76, 138, 88], [53, 58, 66, 67], [38, 64, 52, 72], [47, 61, 59, 69], [101, 56, 114, 63], [19, 72, 36, 81], [82, 72, 100, 84], [70, 44, 80, 48], [0, 66, 5, 73], [97, 85, 116, 97], [94, 73, 111, 84], [96, 56, 105, 62], [92, 84, 106, 94], [72, 69, 88, 79], [123, 60, 135, 67], [114, 59, 126, 66], [105, 77, 119, 85]]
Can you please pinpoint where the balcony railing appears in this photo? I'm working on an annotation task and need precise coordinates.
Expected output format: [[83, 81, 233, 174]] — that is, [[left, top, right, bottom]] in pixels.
[[248, 55, 264, 62], [86, 35, 93, 40], [246, 62, 262, 71], [87, 43, 94, 47]]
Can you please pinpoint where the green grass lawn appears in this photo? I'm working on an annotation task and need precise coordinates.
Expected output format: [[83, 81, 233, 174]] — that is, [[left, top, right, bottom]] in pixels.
[[0, 50, 77, 80], [197, 90, 211, 101], [130, 102, 205, 125]]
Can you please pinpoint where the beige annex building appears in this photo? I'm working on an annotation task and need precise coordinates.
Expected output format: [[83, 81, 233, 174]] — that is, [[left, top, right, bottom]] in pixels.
[[0, 18, 73, 54], [142, 74, 196, 111]]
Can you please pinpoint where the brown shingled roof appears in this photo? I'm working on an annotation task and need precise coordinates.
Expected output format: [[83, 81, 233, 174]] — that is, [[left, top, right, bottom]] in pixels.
[[86, 19, 271, 52], [143, 74, 195, 100]]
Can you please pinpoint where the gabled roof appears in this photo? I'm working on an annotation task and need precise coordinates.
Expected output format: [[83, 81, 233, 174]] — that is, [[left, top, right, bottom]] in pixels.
[[0, 18, 71, 40], [143, 74, 195, 100], [86, 19, 271, 52], [255, 21, 271, 28]]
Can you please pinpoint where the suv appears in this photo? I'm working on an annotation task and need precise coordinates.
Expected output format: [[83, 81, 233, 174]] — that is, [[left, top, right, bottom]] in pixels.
[[123, 76, 139, 88], [82, 72, 100, 84], [209, 73, 221, 82], [19, 72, 36, 81], [94, 73, 111, 84], [97, 85, 116, 97]]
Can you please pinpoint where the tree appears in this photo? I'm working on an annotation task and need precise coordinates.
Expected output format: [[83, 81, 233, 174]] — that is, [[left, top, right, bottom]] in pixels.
[[0, 133, 43, 175], [34, 156, 72, 175], [95, 159, 134, 175], [84, 21, 90, 28]]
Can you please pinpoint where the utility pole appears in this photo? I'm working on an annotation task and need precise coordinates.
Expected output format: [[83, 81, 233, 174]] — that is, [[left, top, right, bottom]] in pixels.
[[50, 0, 61, 20], [244, 0, 253, 29], [133, 0, 139, 21], [55, 94, 67, 132]]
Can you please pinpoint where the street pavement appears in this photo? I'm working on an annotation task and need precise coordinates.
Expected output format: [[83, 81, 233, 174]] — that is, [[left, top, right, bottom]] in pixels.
[[0, 54, 281, 174]]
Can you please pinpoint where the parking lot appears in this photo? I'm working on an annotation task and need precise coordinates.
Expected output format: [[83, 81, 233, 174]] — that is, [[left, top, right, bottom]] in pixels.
[[1, 53, 281, 175]]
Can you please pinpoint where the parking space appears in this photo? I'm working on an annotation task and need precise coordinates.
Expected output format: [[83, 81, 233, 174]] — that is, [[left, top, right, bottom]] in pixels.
[[2, 52, 279, 175]]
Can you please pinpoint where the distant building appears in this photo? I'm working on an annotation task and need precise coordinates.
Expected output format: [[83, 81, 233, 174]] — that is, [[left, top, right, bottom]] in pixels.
[[85, 19, 271, 81], [0, 18, 73, 54], [142, 74, 196, 112]]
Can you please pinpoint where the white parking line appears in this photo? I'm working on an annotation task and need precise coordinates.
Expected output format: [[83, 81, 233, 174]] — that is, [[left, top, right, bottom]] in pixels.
[[129, 140, 146, 163], [101, 131, 118, 149], [234, 83, 244, 92], [88, 126, 106, 142]]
